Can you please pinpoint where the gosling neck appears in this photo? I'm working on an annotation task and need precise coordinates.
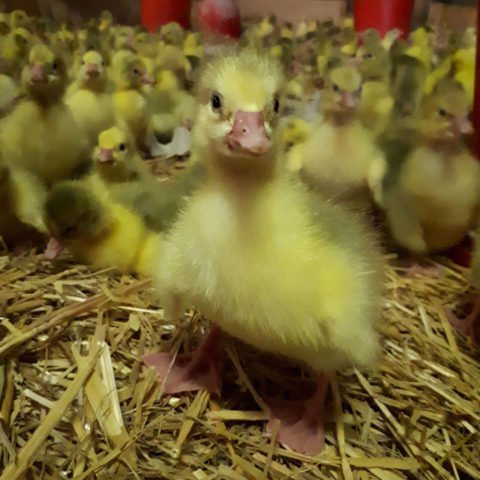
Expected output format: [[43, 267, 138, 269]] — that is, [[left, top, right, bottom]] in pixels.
[[207, 148, 279, 197], [422, 135, 464, 155], [324, 109, 356, 127]]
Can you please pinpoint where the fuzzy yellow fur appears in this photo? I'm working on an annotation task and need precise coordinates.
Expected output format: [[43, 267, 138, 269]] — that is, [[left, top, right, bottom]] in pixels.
[[300, 119, 383, 204], [68, 201, 161, 275], [113, 91, 149, 149], [280, 118, 313, 172], [56, 176, 161, 275], [155, 51, 382, 373], [65, 51, 114, 147], [1, 100, 88, 185], [158, 177, 382, 371], [0, 166, 47, 245], [396, 147, 480, 251], [67, 90, 114, 145], [111, 51, 149, 151], [384, 84, 480, 253], [359, 81, 393, 132], [298, 66, 384, 206], [94, 126, 149, 183]]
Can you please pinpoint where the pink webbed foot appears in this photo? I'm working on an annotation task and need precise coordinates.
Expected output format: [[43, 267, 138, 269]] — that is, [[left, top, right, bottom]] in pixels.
[[266, 374, 329, 456], [405, 263, 442, 279], [44, 237, 65, 260], [445, 297, 480, 344], [144, 326, 222, 395]]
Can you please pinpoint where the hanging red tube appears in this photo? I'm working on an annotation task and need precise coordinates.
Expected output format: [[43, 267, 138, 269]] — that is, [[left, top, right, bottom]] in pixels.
[[353, 0, 415, 39], [141, 0, 192, 32], [473, 0, 480, 159]]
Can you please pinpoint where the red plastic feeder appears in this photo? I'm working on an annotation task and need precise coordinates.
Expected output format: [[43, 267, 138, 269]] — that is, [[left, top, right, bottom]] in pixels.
[[354, 0, 415, 39], [198, 0, 242, 39], [141, 0, 192, 32]]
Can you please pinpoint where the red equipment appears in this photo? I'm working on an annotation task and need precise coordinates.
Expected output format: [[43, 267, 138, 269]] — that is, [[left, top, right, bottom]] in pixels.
[[141, 0, 192, 32], [353, 0, 415, 39], [198, 0, 241, 39]]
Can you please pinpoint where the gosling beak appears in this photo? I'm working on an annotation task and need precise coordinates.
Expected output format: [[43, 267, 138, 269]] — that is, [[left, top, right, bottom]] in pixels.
[[142, 74, 154, 86], [30, 64, 46, 83], [227, 110, 272, 156], [346, 56, 361, 68], [452, 115, 473, 136], [339, 90, 357, 109], [126, 34, 135, 50], [97, 148, 114, 163], [86, 62, 99, 77]]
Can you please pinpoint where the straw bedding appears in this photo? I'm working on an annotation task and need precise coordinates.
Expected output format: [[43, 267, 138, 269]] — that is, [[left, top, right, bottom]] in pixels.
[[0, 203, 479, 479]]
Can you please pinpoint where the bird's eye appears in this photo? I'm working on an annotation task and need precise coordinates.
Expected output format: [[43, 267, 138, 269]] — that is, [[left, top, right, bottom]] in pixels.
[[81, 60, 85, 66], [119, 143, 126, 151], [133, 68, 140, 75], [273, 98, 280, 113], [363, 53, 373, 59], [52, 61, 58, 70], [438, 108, 447, 117], [101, 61, 105, 66], [333, 84, 340, 92], [62, 226, 76, 238], [211, 93, 222, 111]]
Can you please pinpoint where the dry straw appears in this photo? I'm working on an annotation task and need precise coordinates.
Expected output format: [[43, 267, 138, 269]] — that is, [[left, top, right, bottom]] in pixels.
[[0, 240, 478, 479]]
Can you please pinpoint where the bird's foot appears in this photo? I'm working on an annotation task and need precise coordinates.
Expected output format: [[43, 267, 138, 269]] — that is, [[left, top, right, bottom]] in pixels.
[[44, 237, 65, 260], [266, 402, 325, 455], [144, 326, 222, 395], [405, 263, 441, 279], [445, 298, 480, 344], [266, 373, 329, 456]]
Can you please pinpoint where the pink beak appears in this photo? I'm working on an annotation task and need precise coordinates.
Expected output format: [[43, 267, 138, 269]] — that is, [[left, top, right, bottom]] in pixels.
[[30, 64, 46, 82], [98, 148, 114, 163], [340, 91, 357, 109], [227, 110, 272, 156], [142, 74, 154, 86], [86, 63, 99, 76], [126, 35, 135, 49], [452, 115, 473, 135], [347, 57, 361, 68]]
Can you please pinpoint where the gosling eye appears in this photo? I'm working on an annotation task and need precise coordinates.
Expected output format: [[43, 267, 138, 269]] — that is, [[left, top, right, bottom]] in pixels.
[[119, 143, 126, 151], [52, 61, 58, 70], [133, 68, 140, 75], [211, 93, 222, 111], [62, 226, 76, 238], [363, 53, 373, 59], [438, 108, 447, 117], [273, 98, 280, 113], [333, 84, 340, 92]]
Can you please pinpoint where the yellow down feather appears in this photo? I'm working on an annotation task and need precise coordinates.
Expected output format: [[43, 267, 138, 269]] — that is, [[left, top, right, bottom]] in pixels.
[[156, 51, 383, 373]]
